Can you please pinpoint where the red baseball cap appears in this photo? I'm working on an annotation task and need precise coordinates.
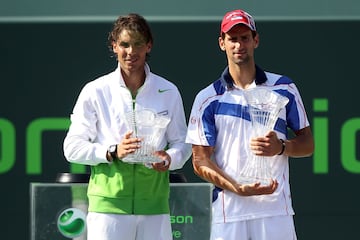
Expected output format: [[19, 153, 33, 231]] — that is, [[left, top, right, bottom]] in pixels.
[[221, 9, 256, 33]]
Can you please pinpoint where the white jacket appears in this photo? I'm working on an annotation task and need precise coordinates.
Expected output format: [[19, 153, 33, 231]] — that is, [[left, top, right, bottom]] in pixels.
[[64, 63, 191, 170]]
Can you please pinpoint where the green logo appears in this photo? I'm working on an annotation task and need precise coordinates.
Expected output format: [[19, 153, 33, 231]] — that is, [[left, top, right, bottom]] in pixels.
[[57, 208, 86, 238], [158, 88, 171, 93]]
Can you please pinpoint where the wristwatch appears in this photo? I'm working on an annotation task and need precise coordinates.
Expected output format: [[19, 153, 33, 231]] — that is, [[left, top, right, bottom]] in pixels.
[[108, 144, 118, 160]]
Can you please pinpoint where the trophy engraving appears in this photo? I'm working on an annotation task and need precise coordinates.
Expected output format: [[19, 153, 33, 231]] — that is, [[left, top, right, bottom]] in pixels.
[[122, 109, 170, 164], [238, 87, 289, 185]]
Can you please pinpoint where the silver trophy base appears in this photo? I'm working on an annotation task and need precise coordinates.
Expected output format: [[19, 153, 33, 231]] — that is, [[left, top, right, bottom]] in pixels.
[[122, 154, 162, 164]]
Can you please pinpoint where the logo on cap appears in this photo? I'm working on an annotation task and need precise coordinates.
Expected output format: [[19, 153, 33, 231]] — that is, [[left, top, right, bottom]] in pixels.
[[221, 9, 256, 33]]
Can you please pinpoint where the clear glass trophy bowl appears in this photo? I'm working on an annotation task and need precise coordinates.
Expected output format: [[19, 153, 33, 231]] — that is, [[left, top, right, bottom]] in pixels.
[[122, 109, 170, 164], [238, 87, 289, 185]]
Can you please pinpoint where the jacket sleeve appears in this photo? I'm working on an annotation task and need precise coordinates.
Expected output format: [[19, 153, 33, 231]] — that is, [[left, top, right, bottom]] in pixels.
[[165, 89, 192, 170], [63, 83, 109, 166]]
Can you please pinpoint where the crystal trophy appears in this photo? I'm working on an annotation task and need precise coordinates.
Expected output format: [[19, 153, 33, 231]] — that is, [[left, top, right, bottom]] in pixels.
[[238, 87, 289, 185], [122, 109, 170, 164]]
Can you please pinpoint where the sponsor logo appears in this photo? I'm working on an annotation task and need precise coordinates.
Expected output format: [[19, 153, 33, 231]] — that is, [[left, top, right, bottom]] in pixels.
[[57, 208, 86, 238], [158, 89, 171, 93]]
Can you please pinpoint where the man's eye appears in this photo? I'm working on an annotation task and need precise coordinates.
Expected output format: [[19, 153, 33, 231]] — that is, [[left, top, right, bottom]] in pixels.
[[119, 42, 130, 48], [134, 41, 144, 47]]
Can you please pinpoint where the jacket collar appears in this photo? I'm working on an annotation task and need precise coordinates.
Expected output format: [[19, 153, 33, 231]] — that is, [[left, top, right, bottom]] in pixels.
[[116, 63, 151, 87]]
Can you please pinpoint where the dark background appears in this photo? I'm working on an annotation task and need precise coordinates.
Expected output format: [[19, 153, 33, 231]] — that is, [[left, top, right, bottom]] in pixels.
[[0, 20, 359, 239]]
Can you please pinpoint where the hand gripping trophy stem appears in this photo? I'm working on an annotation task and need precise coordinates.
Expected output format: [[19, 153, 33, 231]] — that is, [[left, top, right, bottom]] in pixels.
[[122, 109, 170, 164], [238, 87, 289, 186]]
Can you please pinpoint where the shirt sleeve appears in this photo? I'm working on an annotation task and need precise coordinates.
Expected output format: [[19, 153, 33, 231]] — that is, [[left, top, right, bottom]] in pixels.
[[286, 83, 310, 132], [186, 89, 216, 147]]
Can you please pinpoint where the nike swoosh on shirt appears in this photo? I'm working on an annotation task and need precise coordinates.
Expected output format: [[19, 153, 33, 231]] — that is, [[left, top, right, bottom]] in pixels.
[[158, 89, 171, 93]]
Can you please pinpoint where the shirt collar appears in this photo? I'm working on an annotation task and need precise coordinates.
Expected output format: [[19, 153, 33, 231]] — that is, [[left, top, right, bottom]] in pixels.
[[220, 65, 267, 89]]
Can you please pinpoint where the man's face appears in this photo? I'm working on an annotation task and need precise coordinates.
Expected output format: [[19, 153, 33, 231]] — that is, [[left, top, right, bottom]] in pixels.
[[112, 30, 152, 74], [219, 24, 259, 65]]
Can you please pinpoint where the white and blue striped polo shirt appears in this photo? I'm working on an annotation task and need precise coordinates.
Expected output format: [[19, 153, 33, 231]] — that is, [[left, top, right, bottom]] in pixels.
[[186, 65, 310, 223]]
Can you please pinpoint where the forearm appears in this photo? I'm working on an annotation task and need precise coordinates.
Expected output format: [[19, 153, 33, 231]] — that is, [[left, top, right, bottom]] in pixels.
[[192, 144, 279, 196], [193, 159, 238, 193], [284, 126, 314, 158], [192, 146, 238, 193]]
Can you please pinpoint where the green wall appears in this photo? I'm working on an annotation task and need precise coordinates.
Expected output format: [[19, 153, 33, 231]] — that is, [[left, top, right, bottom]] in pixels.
[[1, 20, 360, 239]]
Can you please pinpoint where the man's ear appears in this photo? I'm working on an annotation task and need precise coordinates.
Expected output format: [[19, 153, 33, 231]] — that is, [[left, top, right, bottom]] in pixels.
[[112, 41, 117, 52], [218, 37, 226, 51], [146, 42, 152, 53], [254, 34, 260, 49]]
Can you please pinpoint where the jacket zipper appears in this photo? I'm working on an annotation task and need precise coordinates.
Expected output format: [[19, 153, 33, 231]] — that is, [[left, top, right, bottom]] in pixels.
[[129, 84, 143, 214], [131, 90, 137, 214]]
